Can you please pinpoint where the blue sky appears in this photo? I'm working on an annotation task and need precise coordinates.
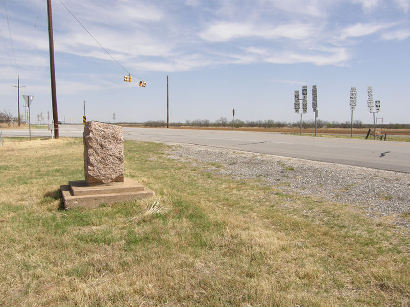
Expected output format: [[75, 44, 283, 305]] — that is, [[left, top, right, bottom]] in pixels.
[[1, 0, 409, 124]]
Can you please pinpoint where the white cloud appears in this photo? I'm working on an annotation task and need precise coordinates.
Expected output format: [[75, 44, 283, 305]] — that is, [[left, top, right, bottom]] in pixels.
[[393, 0, 410, 12], [352, 0, 381, 11], [258, 0, 336, 18], [199, 22, 317, 42], [340, 22, 395, 39], [381, 29, 410, 40], [265, 47, 349, 66], [1, 0, 408, 77]]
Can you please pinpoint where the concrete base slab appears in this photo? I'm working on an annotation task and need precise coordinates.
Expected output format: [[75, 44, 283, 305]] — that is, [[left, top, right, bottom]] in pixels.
[[61, 178, 154, 209]]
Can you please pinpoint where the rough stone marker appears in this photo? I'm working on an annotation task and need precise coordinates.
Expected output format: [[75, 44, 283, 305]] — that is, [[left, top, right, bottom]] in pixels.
[[61, 121, 154, 209], [83, 121, 124, 184]]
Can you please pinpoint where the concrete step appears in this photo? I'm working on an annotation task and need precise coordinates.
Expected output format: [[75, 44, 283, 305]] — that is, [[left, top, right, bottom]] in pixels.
[[61, 178, 154, 209], [69, 178, 145, 196]]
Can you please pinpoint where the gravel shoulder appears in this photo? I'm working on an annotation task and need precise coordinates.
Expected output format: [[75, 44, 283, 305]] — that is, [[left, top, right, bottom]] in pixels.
[[166, 144, 410, 228]]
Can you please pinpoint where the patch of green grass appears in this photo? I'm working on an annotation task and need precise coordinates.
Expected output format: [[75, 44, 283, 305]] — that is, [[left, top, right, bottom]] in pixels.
[[343, 183, 355, 191], [208, 162, 223, 169], [277, 161, 295, 171], [378, 193, 393, 201]]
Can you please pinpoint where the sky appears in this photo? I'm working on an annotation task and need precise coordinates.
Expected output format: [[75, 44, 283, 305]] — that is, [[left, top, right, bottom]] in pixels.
[[0, 0, 409, 124]]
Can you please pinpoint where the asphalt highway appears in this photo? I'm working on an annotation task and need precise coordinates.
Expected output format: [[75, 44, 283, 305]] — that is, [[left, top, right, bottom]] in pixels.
[[2, 125, 410, 173]]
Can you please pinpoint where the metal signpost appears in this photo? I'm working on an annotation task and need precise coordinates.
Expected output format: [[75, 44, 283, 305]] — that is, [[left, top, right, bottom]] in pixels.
[[367, 87, 381, 140], [232, 108, 235, 130], [294, 90, 302, 135], [349, 87, 357, 137], [312, 85, 318, 136], [23, 95, 34, 140], [302, 86, 308, 134], [294, 85, 317, 136]]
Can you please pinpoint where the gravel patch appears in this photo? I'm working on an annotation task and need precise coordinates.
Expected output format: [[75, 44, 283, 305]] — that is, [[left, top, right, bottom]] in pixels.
[[166, 144, 410, 227]]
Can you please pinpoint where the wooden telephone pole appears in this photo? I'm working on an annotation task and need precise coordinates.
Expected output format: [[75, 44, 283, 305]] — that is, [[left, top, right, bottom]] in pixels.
[[47, 0, 59, 138], [13, 75, 25, 126]]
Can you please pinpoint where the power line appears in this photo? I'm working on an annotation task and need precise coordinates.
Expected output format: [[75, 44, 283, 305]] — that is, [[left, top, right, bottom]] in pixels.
[[1, 0, 18, 67], [58, 0, 130, 74]]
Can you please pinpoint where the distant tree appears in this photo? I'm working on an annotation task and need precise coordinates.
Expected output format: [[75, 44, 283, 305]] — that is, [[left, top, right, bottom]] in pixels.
[[0, 110, 15, 126], [215, 117, 228, 127]]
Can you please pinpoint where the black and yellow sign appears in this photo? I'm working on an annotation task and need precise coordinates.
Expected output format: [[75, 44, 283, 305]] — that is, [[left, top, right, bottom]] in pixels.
[[83, 115, 86, 124], [124, 74, 132, 82]]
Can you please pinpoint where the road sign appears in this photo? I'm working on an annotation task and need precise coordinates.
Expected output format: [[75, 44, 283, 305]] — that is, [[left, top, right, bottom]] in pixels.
[[375, 100, 381, 112], [83, 115, 86, 124], [367, 86, 374, 112], [350, 87, 357, 110], [312, 85, 318, 111], [302, 86, 308, 113], [294, 90, 300, 113], [22, 95, 34, 140], [23, 95, 34, 107], [124, 74, 132, 82]]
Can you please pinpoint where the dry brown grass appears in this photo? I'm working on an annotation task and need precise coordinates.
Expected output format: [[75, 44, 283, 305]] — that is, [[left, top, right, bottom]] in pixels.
[[120, 124, 410, 136], [0, 138, 408, 306]]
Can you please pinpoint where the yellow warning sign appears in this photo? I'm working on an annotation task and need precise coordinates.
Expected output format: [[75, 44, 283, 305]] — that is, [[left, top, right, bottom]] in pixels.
[[83, 115, 86, 124]]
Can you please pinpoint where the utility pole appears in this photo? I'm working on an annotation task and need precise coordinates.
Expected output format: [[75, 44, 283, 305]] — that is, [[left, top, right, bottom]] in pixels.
[[47, 0, 59, 138], [83, 100, 86, 117], [12, 75, 25, 126], [167, 75, 169, 128]]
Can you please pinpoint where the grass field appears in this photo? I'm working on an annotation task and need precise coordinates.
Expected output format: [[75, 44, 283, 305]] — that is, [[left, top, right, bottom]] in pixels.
[[0, 138, 408, 305]]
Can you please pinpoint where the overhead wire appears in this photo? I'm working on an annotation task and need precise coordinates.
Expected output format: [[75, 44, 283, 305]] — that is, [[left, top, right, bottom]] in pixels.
[[1, 0, 18, 68], [58, 0, 131, 75]]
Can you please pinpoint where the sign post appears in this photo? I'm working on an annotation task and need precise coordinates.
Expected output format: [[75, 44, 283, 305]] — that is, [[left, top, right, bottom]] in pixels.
[[312, 85, 318, 136], [23, 95, 34, 140], [294, 90, 301, 135], [302, 86, 308, 135], [232, 108, 235, 130], [349, 87, 357, 138], [367, 87, 381, 140]]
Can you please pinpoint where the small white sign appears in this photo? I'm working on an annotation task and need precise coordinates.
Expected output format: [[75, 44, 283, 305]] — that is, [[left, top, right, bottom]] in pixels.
[[23, 95, 34, 107]]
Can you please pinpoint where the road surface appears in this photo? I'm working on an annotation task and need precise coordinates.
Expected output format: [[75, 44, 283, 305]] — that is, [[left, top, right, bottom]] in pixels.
[[2, 125, 410, 173]]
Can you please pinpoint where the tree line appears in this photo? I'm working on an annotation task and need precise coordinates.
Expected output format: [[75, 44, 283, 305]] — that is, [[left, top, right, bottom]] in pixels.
[[141, 118, 410, 129]]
